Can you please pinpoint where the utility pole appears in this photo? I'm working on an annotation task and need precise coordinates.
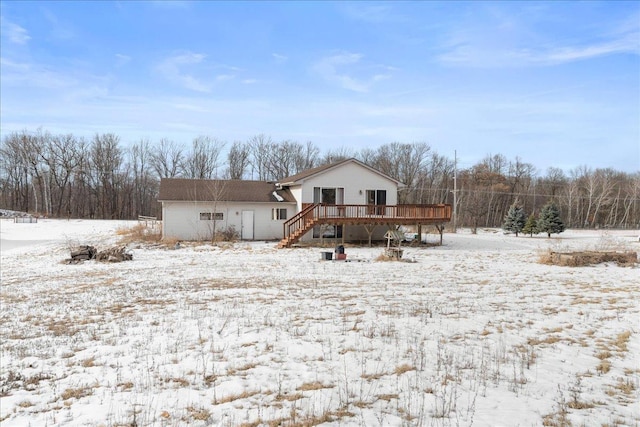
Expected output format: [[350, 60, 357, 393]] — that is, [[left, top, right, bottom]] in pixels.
[[453, 150, 458, 232]]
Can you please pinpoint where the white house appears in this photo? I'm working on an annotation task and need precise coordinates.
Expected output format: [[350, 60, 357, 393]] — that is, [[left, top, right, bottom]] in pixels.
[[158, 158, 451, 246], [158, 178, 296, 241], [275, 158, 403, 243]]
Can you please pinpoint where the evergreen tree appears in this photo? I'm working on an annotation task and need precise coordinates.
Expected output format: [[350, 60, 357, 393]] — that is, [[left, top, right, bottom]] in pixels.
[[537, 202, 565, 238], [502, 202, 526, 236], [522, 213, 538, 237]]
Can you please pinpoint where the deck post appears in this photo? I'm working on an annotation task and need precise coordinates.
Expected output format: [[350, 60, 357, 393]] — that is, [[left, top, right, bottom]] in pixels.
[[364, 224, 375, 247], [435, 224, 444, 245]]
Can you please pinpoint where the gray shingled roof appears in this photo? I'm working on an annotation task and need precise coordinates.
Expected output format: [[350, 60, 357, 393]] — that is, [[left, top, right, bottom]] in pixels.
[[278, 158, 352, 184], [158, 178, 296, 203], [278, 158, 403, 186]]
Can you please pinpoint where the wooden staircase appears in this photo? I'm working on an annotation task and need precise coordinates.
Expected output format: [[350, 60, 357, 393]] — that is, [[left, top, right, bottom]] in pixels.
[[277, 204, 319, 248]]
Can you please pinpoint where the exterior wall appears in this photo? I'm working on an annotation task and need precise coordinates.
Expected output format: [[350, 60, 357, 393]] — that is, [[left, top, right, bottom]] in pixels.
[[297, 161, 399, 243], [289, 186, 303, 212], [162, 201, 295, 241], [299, 161, 398, 205], [304, 224, 389, 243]]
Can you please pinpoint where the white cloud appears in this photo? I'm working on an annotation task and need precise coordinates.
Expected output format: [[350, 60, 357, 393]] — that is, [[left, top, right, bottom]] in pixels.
[[157, 52, 212, 93], [440, 32, 640, 67], [42, 9, 75, 40], [1, 17, 31, 44], [0, 57, 76, 89], [313, 52, 392, 93], [437, 10, 640, 68], [115, 54, 131, 67], [272, 53, 288, 63], [540, 33, 639, 64]]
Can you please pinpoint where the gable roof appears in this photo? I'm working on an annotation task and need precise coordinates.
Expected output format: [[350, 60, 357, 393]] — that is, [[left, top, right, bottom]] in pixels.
[[158, 178, 296, 203], [277, 158, 404, 187]]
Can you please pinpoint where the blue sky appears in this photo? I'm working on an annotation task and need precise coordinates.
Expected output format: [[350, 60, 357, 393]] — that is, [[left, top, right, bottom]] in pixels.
[[1, 1, 638, 173]]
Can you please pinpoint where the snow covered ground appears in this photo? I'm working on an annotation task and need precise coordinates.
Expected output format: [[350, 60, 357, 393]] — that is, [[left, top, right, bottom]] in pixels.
[[1, 219, 639, 427]]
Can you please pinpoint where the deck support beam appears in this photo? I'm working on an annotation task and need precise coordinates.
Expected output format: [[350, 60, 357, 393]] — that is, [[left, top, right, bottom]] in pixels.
[[435, 224, 444, 245], [364, 224, 376, 247]]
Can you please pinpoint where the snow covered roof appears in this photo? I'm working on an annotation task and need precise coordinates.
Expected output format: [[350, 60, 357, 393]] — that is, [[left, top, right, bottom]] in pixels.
[[158, 178, 296, 203]]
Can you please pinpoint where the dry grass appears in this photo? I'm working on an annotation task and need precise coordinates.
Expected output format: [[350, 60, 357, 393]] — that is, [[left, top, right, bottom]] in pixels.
[[612, 378, 636, 395], [17, 400, 34, 408], [60, 386, 94, 401], [394, 364, 415, 375], [275, 392, 304, 402], [612, 331, 631, 352], [164, 377, 190, 387], [542, 411, 572, 427], [377, 393, 399, 401], [374, 253, 416, 263], [3, 225, 638, 426], [297, 381, 334, 391], [539, 250, 638, 267], [528, 335, 562, 346], [596, 359, 612, 375], [81, 356, 96, 367], [216, 389, 260, 404], [567, 400, 595, 409], [186, 405, 211, 421], [116, 223, 162, 244]]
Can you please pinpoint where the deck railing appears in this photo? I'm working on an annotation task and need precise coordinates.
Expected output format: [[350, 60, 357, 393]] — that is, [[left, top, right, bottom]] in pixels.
[[283, 203, 451, 242]]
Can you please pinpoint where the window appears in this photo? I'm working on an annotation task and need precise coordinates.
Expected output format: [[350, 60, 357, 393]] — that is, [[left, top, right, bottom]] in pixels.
[[366, 189, 387, 215], [366, 189, 387, 205], [200, 212, 223, 220], [313, 225, 343, 238], [272, 208, 287, 220], [313, 187, 344, 204]]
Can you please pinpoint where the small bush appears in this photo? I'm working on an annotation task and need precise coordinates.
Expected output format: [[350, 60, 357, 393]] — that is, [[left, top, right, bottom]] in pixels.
[[215, 225, 239, 242]]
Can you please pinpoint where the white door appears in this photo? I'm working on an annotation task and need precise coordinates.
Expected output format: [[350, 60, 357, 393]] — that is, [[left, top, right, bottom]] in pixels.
[[241, 210, 254, 240]]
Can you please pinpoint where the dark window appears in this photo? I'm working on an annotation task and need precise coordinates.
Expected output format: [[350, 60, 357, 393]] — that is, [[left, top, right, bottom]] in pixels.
[[272, 208, 287, 220], [313, 225, 343, 238], [200, 212, 223, 220]]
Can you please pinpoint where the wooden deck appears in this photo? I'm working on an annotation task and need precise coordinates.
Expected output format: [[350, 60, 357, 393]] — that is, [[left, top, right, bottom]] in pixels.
[[278, 203, 452, 248]]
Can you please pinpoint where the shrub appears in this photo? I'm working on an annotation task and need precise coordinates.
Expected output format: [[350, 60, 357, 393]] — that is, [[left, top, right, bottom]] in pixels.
[[215, 225, 239, 242]]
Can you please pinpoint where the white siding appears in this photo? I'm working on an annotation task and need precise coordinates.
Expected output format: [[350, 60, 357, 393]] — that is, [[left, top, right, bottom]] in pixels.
[[296, 161, 400, 243], [162, 201, 295, 241], [299, 161, 398, 205], [289, 186, 303, 211]]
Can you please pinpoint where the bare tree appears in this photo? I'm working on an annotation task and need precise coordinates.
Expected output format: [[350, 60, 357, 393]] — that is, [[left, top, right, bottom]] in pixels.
[[320, 146, 355, 165], [369, 142, 431, 203], [150, 138, 185, 179], [226, 140, 250, 179], [2, 126, 639, 229], [89, 133, 124, 219], [459, 159, 509, 232], [294, 141, 319, 172], [41, 133, 84, 217], [129, 139, 158, 217], [0, 132, 32, 211], [415, 153, 454, 204], [248, 134, 273, 180], [183, 135, 226, 179]]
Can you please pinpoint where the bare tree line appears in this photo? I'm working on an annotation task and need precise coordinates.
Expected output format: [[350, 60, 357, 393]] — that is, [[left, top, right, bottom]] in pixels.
[[1, 129, 638, 229]]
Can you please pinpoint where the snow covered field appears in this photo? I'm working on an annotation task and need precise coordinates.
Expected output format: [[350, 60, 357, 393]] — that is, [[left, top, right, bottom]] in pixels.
[[1, 219, 639, 427]]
